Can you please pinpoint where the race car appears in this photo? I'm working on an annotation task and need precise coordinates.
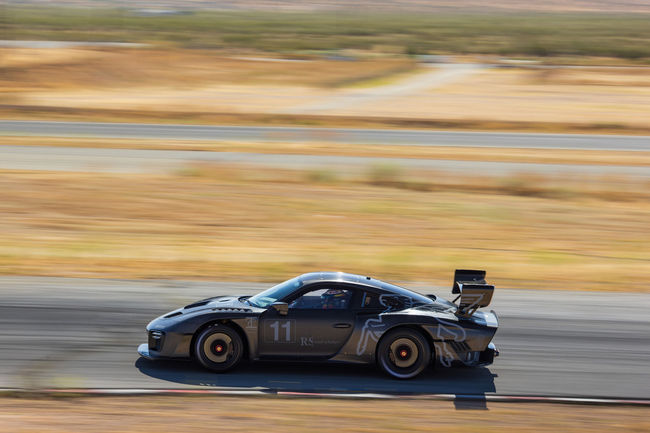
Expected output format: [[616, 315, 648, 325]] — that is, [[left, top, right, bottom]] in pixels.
[[137, 270, 499, 379]]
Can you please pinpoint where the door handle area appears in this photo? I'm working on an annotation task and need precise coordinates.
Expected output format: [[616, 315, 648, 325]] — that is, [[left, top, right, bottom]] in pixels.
[[333, 323, 352, 328]]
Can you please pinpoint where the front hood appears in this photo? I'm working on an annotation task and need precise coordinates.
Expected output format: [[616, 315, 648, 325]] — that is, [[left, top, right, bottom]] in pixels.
[[182, 295, 252, 313], [203, 295, 251, 311], [147, 295, 252, 330]]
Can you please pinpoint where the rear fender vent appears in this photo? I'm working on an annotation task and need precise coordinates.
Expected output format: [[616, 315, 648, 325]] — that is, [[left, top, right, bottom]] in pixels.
[[449, 341, 471, 353]]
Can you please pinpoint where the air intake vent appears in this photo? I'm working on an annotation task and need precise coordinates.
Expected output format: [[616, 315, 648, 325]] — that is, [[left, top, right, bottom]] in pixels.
[[212, 307, 251, 313], [184, 300, 210, 309], [148, 330, 164, 351], [164, 311, 182, 318]]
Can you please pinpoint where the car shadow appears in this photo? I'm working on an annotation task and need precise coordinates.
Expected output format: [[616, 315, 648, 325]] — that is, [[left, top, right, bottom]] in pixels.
[[135, 357, 496, 409]]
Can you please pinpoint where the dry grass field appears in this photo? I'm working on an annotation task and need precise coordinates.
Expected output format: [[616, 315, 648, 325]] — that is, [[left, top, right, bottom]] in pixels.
[[0, 48, 417, 90], [1, 396, 648, 433], [3, 47, 649, 133], [333, 67, 650, 128], [0, 165, 648, 291]]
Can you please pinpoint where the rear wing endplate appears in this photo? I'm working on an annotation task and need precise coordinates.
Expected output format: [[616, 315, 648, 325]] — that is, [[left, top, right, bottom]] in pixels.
[[453, 269, 494, 317]]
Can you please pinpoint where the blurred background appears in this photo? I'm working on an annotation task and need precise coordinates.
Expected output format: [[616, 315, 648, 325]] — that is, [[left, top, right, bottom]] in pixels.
[[0, 0, 648, 290], [0, 0, 649, 431]]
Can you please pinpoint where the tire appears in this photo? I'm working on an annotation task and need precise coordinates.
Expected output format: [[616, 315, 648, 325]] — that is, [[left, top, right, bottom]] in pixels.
[[377, 328, 431, 379], [194, 324, 244, 372]]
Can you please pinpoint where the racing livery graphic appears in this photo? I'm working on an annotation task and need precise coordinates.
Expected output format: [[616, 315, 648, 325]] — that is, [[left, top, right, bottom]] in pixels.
[[138, 270, 499, 379]]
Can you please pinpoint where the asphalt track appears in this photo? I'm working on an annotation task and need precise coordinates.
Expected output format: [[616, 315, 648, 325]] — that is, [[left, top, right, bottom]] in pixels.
[[2, 120, 650, 151], [1, 276, 648, 399]]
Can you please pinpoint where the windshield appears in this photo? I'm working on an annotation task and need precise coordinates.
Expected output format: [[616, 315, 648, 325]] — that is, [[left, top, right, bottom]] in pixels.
[[247, 277, 304, 308]]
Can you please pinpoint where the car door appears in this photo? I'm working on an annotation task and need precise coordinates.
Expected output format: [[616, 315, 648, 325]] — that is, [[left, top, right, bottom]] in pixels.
[[258, 283, 357, 358]]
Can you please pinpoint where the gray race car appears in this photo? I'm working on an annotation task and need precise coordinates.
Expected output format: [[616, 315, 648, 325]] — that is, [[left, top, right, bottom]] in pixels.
[[138, 269, 499, 379]]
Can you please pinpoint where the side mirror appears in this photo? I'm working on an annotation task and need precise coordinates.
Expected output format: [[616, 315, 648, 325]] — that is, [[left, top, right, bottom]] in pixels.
[[270, 302, 288, 316]]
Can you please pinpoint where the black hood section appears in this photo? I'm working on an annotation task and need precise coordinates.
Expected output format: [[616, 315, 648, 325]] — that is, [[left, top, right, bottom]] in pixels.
[[183, 295, 250, 310], [183, 295, 231, 309], [184, 298, 217, 309]]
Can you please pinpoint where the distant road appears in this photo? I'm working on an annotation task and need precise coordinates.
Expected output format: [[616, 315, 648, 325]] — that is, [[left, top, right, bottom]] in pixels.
[[1, 120, 650, 151], [279, 63, 485, 114], [2, 144, 650, 177], [1, 276, 649, 398], [0, 40, 148, 49]]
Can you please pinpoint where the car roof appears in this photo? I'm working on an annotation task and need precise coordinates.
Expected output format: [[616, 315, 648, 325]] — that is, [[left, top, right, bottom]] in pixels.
[[297, 271, 433, 303]]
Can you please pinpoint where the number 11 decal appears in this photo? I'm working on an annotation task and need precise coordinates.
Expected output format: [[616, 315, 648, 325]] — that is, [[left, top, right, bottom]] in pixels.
[[264, 320, 295, 343]]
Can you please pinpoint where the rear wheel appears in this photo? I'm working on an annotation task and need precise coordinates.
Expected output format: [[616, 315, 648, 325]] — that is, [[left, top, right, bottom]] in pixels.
[[194, 325, 243, 372], [377, 328, 430, 379]]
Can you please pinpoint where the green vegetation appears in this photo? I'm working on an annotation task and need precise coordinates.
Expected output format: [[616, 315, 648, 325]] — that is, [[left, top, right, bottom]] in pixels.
[[3, 7, 650, 60]]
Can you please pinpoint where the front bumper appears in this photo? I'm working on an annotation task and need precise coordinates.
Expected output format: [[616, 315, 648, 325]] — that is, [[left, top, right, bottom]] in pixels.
[[138, 343, 172, 360], [137, 343, 156, 360]]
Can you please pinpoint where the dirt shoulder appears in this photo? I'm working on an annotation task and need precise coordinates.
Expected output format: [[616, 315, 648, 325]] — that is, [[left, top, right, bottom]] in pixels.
[[3, 136, 650, 167], [0, 396, 648, 433], [3, 105, 650, 135]]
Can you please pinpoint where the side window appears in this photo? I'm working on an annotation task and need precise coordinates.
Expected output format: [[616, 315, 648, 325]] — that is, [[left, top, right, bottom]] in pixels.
[[289, 288, 353, 310], [360, 291, 388, 310]]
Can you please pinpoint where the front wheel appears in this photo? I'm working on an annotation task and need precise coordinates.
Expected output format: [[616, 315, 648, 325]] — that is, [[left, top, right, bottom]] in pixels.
[[377, 328, 431, 379], [194, 325, 243, 372]]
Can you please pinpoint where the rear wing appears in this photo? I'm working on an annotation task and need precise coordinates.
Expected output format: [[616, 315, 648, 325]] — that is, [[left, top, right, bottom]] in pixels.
[[452, 269, 494, 318]]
